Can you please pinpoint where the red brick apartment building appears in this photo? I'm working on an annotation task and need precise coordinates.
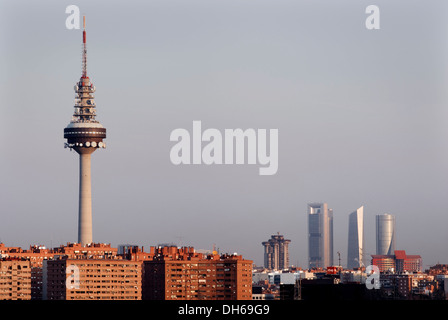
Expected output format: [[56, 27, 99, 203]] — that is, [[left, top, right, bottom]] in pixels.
[[0, 242, 118, 300], [142, 246, 253, 300], [0, 259, 32, 300], [44, 258, 142, 300], [0, 243, 252, 300]]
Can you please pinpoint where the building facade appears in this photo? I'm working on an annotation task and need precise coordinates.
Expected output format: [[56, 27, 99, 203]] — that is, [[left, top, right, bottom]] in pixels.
[[376, 214, 396, 255], [347, 206, 364, 269], [371, 250, 422, 273], [1, 243, 252, 301], [0, 242, 118, 299], [262, 234, 291, 270], [308, 203, 333, 268], [0, 259, 32, 300], [44, 258, 142, 300], [379, 273, 438, 299], [142, 246, 252, 300]]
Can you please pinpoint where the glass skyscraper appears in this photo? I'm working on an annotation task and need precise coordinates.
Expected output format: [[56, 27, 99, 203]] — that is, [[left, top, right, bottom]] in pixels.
[[308, 203, 333, 268], [347, 206, 364, 269], [376, 214, 396, 255]]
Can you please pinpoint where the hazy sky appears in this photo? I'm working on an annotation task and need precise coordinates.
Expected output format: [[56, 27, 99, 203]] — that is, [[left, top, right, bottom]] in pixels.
[[1, 0, 448, 268]]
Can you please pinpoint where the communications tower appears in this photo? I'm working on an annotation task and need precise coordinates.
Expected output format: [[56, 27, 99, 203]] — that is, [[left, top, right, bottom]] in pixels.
[[64, 17, 106, 246]]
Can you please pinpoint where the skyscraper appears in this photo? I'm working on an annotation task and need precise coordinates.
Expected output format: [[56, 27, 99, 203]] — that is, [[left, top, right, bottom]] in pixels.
[[308, 203, 333, 268], [63, 17, 106, 245], [347, 206, 364, 269], [262, 234, 291, 270], [376, 214, 396, 255]]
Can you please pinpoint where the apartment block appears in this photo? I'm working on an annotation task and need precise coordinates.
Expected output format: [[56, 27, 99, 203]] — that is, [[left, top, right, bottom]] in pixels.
[[44, 258, 142, 300], [0, 259, 32, 300], [142, 246, 252, 300], [262, 234, 291, 270], [0, 242, 117, 299]]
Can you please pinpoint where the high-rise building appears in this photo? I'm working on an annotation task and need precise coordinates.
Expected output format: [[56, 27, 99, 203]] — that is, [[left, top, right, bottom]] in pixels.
[[63, 17, 107, 246], [142, 246, 253, 300], [347, 206, 364, 269], [308, 203, 333, 268], [262, 234, 291, 270], [376, 214, 396, 255]]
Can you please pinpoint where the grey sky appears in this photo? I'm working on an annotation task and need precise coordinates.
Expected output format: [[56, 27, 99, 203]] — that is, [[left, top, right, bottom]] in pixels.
[[1, 0, 448, 268]]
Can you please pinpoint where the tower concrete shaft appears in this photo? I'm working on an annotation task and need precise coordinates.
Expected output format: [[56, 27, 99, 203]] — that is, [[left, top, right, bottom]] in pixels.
[[78, 152, 93, 245]]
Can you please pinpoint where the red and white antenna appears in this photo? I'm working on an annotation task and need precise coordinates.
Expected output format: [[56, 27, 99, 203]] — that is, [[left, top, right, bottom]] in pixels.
[[82, 16, 87, 78]]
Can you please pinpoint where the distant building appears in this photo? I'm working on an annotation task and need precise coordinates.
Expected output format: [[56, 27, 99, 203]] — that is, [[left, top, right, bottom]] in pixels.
[[262, 234, 291, 270], [437, 275, 448, 299], [279, 283, 298, 300], [269, 272, 297, 285], [347, 206, 364, 269], [142, 246, 252, 300], [427, 264, 448, 275], [118, 245, 154, 261], [298, 278, 376, 300], [376, 214, 396, 255], [379, 273, 438, 299], [251, 285, 275, 300], [0, 259, 32, 300], [340, 270, 366, 284], [308, 203, 333, 268], [117, 244, 139, 255], [371, 250, 422, 273]]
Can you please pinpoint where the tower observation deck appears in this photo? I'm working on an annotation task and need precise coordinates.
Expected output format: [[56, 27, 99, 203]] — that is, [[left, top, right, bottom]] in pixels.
[[64, 17, 106, 246]]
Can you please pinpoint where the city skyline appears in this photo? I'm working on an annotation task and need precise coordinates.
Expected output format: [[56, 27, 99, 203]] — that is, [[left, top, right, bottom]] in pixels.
[[0, 203, 420, 270], [1, 0, 448, 269]]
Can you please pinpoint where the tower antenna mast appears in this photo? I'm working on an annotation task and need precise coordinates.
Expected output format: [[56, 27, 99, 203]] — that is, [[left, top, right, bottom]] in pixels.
[[82, 16, 87, 78]]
